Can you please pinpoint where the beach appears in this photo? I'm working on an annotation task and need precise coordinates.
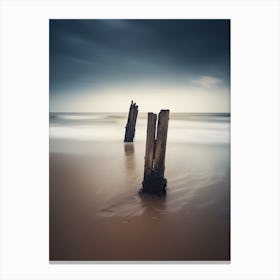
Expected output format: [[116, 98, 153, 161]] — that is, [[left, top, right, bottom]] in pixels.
[[49, 113, 230, 260]]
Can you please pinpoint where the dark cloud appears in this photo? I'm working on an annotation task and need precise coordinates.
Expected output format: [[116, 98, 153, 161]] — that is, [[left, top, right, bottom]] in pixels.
[[50, 19, 230, 96]]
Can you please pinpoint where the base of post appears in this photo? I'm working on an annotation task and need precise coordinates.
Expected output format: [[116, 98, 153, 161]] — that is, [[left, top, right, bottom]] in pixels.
[[140, 174, 167, 196], [124, 139, 133, 143], [124, 127, 136, 143]]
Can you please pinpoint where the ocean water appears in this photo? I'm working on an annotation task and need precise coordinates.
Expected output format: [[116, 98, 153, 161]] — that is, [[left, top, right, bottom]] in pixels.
[[49, 112, 230, 146]]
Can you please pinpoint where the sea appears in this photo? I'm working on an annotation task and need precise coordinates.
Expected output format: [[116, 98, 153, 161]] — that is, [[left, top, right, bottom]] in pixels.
[[49, 112, 230, 146]]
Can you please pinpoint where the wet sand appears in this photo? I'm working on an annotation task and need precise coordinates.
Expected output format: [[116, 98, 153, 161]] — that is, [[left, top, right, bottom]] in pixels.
[[50, 140, 230, 261]]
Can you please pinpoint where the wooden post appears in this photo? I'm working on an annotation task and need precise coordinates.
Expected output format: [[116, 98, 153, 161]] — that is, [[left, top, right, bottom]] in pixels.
[[124, 101, 138, 142], [154, 110, 169, 177], [141, 109, 170, 195], [144, 113, 157, 178]]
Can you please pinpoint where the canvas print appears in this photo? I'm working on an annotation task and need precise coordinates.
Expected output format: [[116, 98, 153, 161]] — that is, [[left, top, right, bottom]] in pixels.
[[49, 19, 230, 261]]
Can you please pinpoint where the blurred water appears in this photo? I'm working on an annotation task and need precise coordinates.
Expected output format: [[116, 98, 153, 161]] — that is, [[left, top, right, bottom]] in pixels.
[[49, 112, 230, 144]]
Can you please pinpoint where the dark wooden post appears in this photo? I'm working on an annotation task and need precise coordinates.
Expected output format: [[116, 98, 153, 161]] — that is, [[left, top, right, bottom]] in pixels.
[[124, 101, 138, 142], [144, 113, 157, 178], [141, 109, 170, 195]]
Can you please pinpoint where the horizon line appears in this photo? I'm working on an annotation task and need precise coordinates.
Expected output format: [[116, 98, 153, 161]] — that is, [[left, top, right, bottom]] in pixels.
[[49, 111, 231, 114]]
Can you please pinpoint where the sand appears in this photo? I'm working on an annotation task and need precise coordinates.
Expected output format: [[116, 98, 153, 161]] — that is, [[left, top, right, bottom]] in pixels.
[[50, 140, 230, 261]]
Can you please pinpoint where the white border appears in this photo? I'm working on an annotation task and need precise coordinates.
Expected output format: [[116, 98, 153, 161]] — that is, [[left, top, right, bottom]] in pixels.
[[1, 0, 279, 279]]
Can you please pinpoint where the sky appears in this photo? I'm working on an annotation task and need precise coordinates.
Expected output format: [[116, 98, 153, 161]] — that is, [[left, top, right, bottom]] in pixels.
[[49, 20, 230, 113]]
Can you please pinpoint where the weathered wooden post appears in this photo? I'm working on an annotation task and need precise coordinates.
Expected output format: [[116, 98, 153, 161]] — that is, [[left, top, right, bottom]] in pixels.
[[154, 110, 169, 178], [124, 100, 138, 142], [141, 109, 170, 195], [143, 113, 157, 178]]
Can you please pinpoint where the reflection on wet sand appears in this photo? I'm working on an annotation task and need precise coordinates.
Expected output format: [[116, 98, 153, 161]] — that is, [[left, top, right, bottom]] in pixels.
[[139, 193, 167, 216], [124, 143, 138, 189]]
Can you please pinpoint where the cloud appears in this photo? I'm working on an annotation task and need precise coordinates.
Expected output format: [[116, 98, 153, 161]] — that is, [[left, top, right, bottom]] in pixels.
[[49, 20, 230, 112], [193, 76, 223, 88], [50, 20, 230, 94]]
